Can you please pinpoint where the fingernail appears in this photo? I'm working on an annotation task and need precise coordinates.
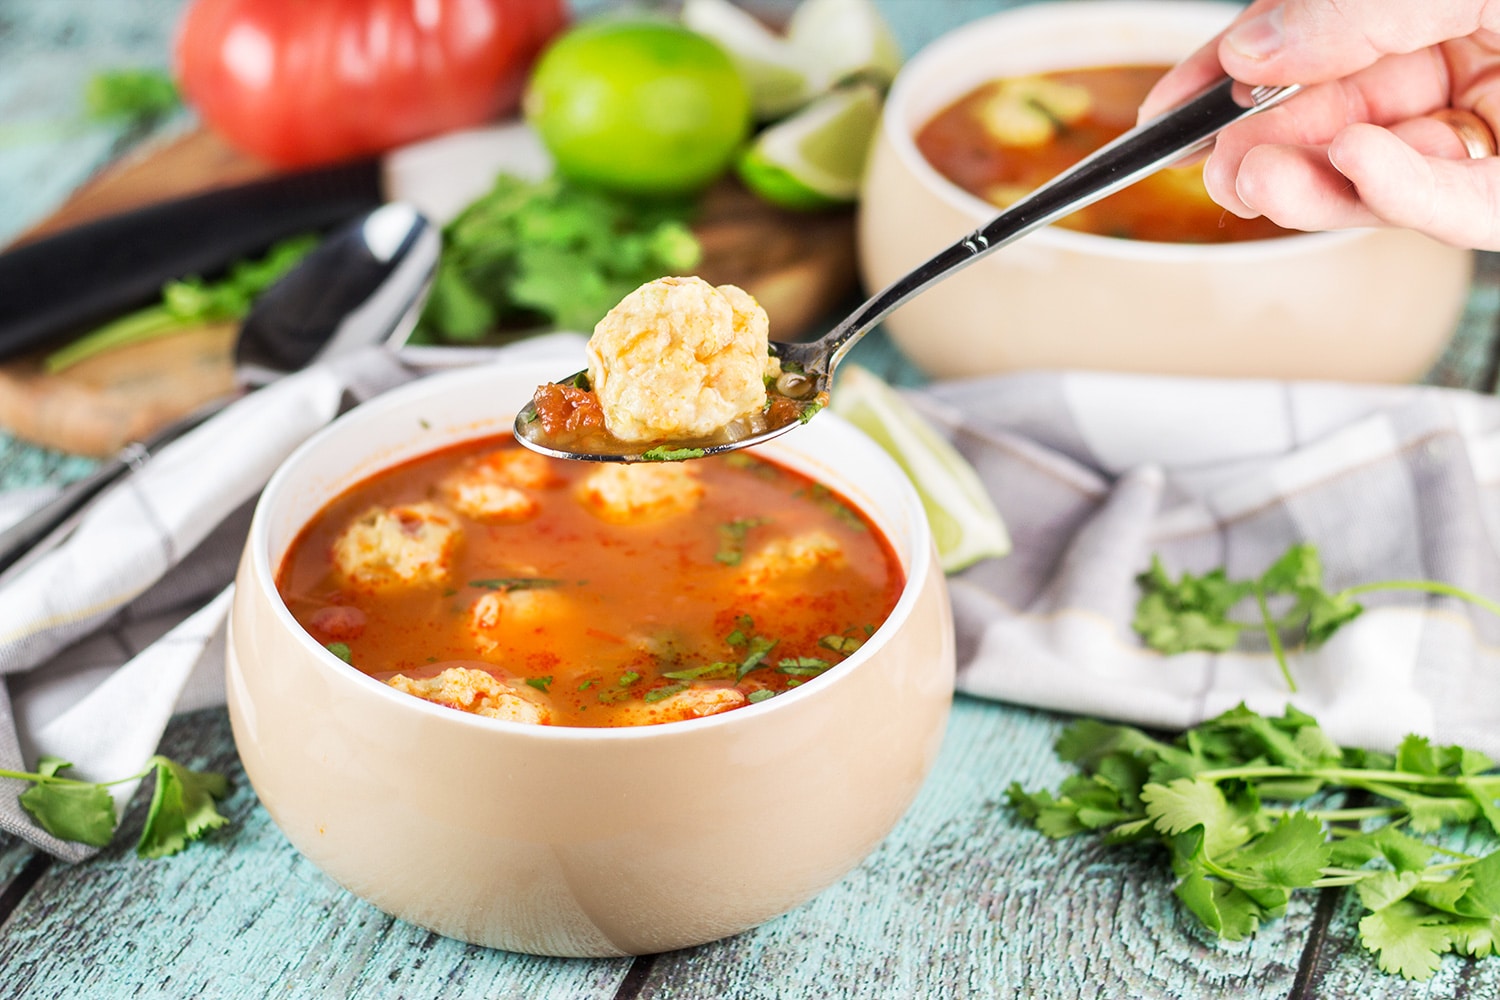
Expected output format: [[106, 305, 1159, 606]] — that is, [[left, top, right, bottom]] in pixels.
[[1226, 8, 1285, 60]]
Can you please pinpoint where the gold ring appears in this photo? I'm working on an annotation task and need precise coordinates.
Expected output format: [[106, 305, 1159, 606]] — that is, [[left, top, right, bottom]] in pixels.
[[1431, 108, 1498, 159]]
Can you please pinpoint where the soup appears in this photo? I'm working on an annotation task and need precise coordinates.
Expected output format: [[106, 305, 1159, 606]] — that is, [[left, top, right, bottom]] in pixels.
[[915, 64, 1292, 243], [276, 436, 903, 728]]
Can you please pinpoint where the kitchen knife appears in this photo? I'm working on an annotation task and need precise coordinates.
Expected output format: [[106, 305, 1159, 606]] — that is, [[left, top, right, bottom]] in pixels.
[[0, 123, 551, 363], [0, 158, 383, 361]]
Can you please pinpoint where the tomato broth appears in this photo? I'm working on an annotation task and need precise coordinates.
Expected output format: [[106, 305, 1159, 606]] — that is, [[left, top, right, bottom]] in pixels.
[[276, 436, 904, 728], [916, 64, 1292, 243]]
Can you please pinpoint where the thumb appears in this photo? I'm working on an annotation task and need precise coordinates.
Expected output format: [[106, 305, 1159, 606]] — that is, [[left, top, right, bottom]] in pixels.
[[1220, 0, 1496, 84]]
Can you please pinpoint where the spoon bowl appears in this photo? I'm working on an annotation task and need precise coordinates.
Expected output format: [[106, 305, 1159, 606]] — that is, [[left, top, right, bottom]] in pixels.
[[516, 76, 1298, 463]]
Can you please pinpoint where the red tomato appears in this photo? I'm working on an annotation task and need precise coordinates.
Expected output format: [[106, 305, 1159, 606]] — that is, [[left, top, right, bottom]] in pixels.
[[175, 0, 567, 168]]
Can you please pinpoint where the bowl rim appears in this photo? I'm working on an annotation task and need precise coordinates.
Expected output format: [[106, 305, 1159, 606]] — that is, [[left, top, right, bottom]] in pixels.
[[243, 360, 939, 743], [881, 0, 1365, 261]]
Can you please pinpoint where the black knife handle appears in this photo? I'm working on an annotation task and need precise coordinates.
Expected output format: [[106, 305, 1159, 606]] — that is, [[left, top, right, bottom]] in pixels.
[[0, 158, 384, 361]]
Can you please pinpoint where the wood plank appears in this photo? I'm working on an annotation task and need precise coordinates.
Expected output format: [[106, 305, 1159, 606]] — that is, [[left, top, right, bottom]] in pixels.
[[638, 696, 1317, 999], [1300, 819, 1500, 998], [0, 709, 631, 1000]]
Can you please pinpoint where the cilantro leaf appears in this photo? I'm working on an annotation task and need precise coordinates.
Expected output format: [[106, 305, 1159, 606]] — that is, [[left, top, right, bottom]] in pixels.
[[136, 756, 231, 859], [1010, 701, 1500, 980], [1224, 812, 1329, 889], [1133, 556, 1252, 655], [1142, 778, 1255, 857], [1136, 541, 1500, 692], [19, 777, 117, 847], [1359, 900, 1453, 980]]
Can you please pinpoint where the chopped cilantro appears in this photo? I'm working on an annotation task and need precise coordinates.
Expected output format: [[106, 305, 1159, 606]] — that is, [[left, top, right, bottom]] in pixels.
[[469, 577, 563, 592], [797, 400, 825, 425], [618, 671, 641, 686], [663, 662, 736, 681], [325, 642, 352, 663], [799, 484, 867, 531], [578, 679, 596, 691], [777, 657, 831, 677], [736, 636, 778, 681], [644, 683, 689, 703], [715, 517, 769, 566], [747, 689, 775, 703], [820, 635, 864, 655], [525, 676, 553, 693], [641, 446, 707, 462]]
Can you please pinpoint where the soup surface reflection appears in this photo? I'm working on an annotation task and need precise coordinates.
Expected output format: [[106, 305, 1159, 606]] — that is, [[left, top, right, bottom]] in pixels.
[[277, 436, 903, 727], [916, 64, 1293, 243]]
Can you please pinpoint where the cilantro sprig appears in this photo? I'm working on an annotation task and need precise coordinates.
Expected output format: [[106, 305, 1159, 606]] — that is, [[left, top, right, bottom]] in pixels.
[[416, 172, 701, 341], [1009, 704, 1500, 980], [1134, 543, 1500, 691], [44, 234, 320, 373], [2, 754, 230, 858]]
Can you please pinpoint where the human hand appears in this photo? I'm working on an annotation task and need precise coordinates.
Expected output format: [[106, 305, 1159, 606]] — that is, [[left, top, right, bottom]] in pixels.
[[1140, 0, 1500, 249]]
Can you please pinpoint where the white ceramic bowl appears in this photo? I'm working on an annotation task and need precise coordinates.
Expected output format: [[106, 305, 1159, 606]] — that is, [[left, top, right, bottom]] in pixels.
[[226, 360, 955, 957], [859, 0, 1473, 382]]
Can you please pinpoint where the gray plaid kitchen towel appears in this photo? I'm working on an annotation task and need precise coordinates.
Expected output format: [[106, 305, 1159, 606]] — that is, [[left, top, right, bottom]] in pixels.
[[0, 334, 587, 860], [910, 370, 1500, 761], [4, 352, 1499, 859]]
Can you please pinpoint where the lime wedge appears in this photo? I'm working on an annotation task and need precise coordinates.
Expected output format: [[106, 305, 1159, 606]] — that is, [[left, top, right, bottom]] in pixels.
[[787, 0, 904, 90], [831, 365, 1010, 573], [681, 0, 815, 119], [735, 82, 882, 210]]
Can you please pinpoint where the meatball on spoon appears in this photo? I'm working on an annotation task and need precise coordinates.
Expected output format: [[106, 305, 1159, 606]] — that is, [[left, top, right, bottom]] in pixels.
[[516, 77, 1298, 463]]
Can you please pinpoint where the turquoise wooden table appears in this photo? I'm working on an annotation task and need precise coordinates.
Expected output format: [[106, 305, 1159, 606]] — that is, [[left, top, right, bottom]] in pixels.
[[4, 3, 1500, 998]]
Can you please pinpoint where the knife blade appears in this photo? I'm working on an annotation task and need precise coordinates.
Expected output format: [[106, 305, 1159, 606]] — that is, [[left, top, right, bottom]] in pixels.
[[0, 122, 554, 364], [0, 157, 384, 361]]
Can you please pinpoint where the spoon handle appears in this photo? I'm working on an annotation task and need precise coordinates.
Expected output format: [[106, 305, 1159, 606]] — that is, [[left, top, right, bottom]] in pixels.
[[806, 77, 1300, 372]]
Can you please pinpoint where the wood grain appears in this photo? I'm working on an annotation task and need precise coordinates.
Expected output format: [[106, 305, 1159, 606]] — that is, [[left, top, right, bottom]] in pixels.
[[13, 699, 1486, 1000], [0, 709, 632, 1000], [630, 697, 1314, 1000]]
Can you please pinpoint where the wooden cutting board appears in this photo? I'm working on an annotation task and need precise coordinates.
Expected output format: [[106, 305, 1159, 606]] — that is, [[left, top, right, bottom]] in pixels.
[[3, 128, 857, 457]]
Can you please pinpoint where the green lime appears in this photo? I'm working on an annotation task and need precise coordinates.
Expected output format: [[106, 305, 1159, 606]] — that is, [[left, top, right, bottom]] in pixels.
[[524, 19, 752, 198], [736, 83, 882, 210], [831, 365, 1010, 573]]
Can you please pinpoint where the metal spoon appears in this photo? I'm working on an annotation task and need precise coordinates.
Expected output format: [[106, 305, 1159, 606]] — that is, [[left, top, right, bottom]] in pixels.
[[516, 76, 1300, 463], [0, 201, 438, 577]]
